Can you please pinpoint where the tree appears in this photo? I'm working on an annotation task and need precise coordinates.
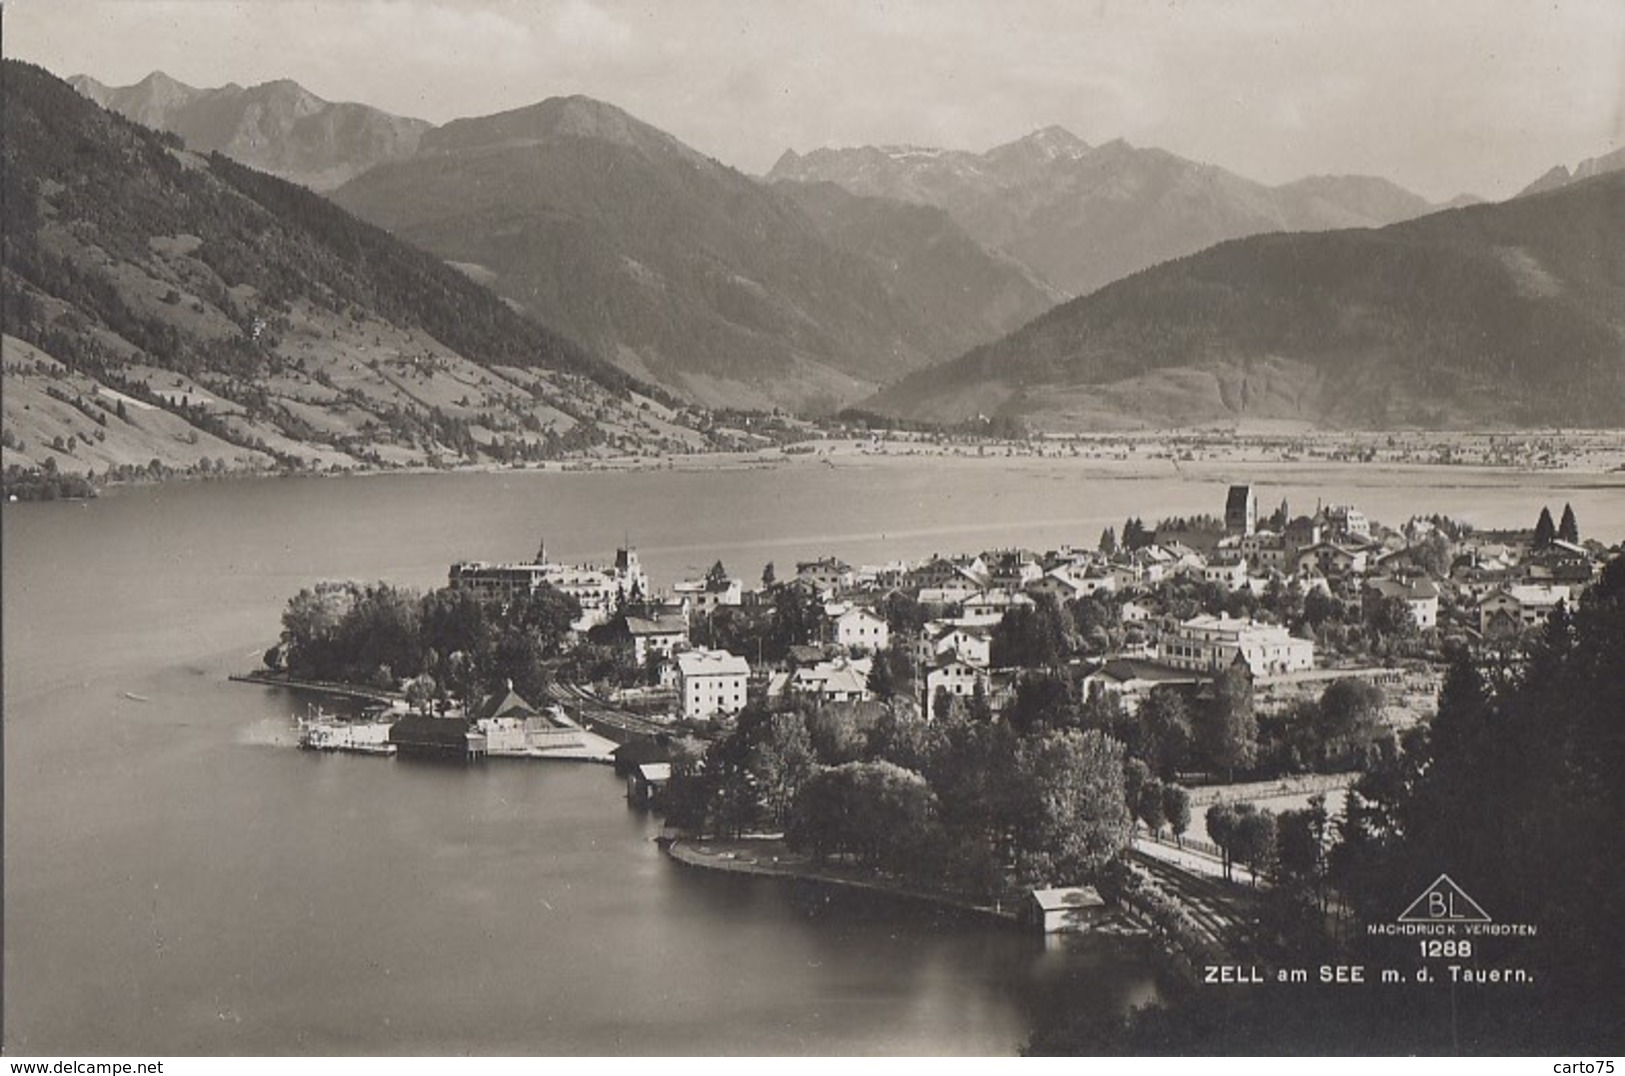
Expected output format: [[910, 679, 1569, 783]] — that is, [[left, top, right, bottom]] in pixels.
[[990, 592, 1073, 668], [1206, 803, 1241, 881], [1275, 794, 1330, 909], [805, 705, 869, 765], [745, 710, 817, 828], [866, 654, 896, 700], [1234, 805, 1278, 884], [967, 677, 993, 723], [1196, 656, 1257, 780], [1163, 785, 1192, 847], [1302, 588, 1341, 629], [1367, 595, 1418, 645], [1068, 595, 1115, 640], [662, 736, 716, 833], [279, 582, 359, 679], [1123, 757, 1151, 817], [787, 761, 941, 874], [1137, 687, 1193, 779], [1533, 506, 1556, 550], [507, 583, 581, 656], [1314, 678, 1386, 769], [1005, 729, 1133, 887], [1557, 503, 1579, 545], [404, 673, 438, 715], [419, 587, 490, 679], [761, 561, 776, 589], [487, 630, 551, 702], [1408, 532, 1454, 578], [1136, 777, 1167, 835], [1006, 670, 1076, 734], [705, 559, 729, 589], [1099, 526, 1118, 555], [866, 704, 936, 772], [770, 584, 823, 656]]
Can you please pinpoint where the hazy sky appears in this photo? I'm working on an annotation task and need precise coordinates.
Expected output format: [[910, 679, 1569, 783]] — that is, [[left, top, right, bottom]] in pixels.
[[7, 0, 1623, 200]]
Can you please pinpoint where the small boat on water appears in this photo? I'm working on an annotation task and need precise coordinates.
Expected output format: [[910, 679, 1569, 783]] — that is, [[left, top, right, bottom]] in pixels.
[[123, 692, 150, 703]]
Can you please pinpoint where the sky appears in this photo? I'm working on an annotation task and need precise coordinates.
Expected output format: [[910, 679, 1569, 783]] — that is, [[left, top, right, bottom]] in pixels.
[[6, 0, 1624, 201]]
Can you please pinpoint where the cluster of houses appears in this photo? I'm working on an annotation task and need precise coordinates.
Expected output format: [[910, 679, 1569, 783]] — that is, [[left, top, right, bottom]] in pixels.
[[442, 485, 1612, 726]]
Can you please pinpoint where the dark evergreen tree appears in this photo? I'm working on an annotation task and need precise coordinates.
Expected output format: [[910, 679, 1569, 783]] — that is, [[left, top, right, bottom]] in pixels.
[[865, 653, 895, 700], [1557, 502, 1579, 544], [1533, 505, 1556, 549]]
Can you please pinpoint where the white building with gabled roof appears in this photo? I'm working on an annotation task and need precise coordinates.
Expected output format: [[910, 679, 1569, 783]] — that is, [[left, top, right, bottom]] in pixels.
[[1159, 614, 1314, 677], [832, 605, 889, 653], [675, 648, 750, 721]]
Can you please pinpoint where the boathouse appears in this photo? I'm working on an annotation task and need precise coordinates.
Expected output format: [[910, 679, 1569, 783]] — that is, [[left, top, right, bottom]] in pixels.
[[389, 714, 487, 761], [626, 762, 671, 809], [1029, 886, 1106, 933], [475, 686, 584, 754], [610, 736, 672, 776]]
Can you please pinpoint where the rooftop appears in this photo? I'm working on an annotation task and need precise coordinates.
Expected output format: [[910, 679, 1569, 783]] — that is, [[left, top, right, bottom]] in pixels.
[[676, 649, 750, 676], [1032, 886, 1105, 911]]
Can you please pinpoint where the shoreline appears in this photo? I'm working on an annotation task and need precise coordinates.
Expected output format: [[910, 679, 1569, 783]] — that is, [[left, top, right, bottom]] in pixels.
[[664, 838, 1158, 944], [9, 427, 1625, 503], [229, 670, 402, 704], [664, 836, 1024, 924]]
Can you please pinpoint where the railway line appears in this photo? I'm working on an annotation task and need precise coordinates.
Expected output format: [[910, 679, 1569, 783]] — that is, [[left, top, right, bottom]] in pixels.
[[1128, 848, 1258, 953], [545, 681, 673, 742]]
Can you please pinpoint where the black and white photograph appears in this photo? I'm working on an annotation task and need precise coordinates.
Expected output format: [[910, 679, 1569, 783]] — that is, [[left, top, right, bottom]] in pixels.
[[2, 0, 1622, 1061]]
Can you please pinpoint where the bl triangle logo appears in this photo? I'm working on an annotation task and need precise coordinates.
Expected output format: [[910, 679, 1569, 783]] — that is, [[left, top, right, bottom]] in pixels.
[[1397, 874, 1491, 923]]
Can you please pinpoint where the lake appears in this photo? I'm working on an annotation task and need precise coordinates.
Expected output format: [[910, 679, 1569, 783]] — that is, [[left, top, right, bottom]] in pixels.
[[4, 456, 1620, 1054]]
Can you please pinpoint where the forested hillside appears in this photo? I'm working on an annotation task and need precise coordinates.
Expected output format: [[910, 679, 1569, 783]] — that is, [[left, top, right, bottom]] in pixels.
[[331, 96, 1057, 411], [869, 174, 1625, 430]]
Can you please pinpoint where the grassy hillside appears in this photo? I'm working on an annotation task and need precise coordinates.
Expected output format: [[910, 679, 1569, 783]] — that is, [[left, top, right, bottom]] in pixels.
[[868, 174, 1625, 430], [3, 61, 720, 487]]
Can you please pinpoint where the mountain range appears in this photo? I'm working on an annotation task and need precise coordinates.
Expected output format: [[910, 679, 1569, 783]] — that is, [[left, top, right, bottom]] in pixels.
[[1518, 146, 1625, 198], [868, 172, 1625, 430], [3, 61, 721, 482], [769, 132, 1461, 297], [45, 64, 1625, 435], [68, 71, 430, 190], [328, 97, 1058, 410]]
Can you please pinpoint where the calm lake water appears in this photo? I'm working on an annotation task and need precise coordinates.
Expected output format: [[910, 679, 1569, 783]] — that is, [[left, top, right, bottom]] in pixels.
[[5, 457, 1621, 1054]]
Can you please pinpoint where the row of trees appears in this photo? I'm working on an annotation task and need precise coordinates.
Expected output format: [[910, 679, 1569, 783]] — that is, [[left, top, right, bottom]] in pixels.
[[971, 658, 1258, 782], [1532, 503, 1581, 549], [270, 581, 583, 703]]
